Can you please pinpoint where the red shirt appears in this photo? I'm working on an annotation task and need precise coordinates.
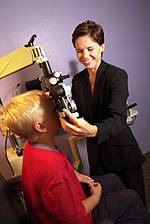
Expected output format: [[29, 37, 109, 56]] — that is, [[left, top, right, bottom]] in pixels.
[[22, 142, 92, 224]]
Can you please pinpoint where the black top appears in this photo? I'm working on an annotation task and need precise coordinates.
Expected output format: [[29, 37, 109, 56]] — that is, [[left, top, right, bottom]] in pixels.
[[72, 60, 145, 173]]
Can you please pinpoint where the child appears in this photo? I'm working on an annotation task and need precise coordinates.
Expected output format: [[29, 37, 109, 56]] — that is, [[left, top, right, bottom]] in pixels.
[[1, 90, 149, 224]]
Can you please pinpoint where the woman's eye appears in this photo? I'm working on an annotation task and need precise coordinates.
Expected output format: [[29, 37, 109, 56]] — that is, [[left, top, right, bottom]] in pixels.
[[88, 48, 94, 51], [76, 50, 82, 53]]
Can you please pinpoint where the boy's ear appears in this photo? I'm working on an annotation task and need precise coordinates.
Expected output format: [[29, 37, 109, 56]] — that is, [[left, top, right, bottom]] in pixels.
[[34, 122, 47, 133]]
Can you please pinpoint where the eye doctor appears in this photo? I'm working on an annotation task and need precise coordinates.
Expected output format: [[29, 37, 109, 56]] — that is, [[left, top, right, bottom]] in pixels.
[[60, 20, 146, 205]]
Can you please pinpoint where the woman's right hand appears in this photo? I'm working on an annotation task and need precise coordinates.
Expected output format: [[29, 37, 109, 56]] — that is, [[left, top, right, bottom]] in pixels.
[[59, 109, 98, 137]]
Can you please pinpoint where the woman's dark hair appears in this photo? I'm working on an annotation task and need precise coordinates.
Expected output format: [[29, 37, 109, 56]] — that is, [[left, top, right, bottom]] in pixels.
[[72, 20, 104, 48]]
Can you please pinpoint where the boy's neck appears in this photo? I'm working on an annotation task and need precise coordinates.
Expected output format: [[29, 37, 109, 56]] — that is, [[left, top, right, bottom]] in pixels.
[[30, 135, 55, 149]]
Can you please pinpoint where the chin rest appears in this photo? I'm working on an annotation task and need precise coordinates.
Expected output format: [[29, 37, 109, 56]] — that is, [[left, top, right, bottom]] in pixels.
[[0, 173, 31, 224]]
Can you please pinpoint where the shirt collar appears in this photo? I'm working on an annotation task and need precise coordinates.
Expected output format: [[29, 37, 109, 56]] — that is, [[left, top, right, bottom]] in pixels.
[[30, 143, 59, 152]]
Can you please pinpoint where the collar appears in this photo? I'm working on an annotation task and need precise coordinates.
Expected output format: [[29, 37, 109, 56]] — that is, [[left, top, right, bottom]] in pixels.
[[30, 143, 59, 152], [97, 60, 108, 75]]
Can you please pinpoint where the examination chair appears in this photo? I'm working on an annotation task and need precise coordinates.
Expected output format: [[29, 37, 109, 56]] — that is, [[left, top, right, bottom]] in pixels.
[[0, 172, 31, 224]]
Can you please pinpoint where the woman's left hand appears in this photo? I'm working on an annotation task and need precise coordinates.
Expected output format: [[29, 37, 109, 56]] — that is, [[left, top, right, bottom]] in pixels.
[[75, 171, 94, 184]]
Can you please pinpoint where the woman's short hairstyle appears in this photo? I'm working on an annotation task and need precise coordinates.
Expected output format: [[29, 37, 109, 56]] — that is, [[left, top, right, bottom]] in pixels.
[[0, 90, 51, 141], [72, 20, 104, 48]]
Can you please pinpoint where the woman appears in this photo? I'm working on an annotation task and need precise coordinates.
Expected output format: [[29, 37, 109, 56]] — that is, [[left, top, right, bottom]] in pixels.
[[60, 20, 146, 204]]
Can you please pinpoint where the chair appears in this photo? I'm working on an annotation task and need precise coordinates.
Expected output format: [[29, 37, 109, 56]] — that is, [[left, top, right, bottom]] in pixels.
[[0, 172, 31, 224]]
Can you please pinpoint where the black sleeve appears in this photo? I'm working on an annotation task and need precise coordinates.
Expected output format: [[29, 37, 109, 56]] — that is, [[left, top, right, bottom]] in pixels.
[[95, 69, 129, 143]]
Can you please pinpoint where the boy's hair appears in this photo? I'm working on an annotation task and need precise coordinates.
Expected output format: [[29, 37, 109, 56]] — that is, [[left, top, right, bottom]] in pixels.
[[0, 90, 51, 141], [72, 20, 104, 48]]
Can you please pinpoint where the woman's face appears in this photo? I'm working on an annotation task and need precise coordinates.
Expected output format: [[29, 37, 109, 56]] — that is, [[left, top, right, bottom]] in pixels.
[[74, 35, 105, 73]]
